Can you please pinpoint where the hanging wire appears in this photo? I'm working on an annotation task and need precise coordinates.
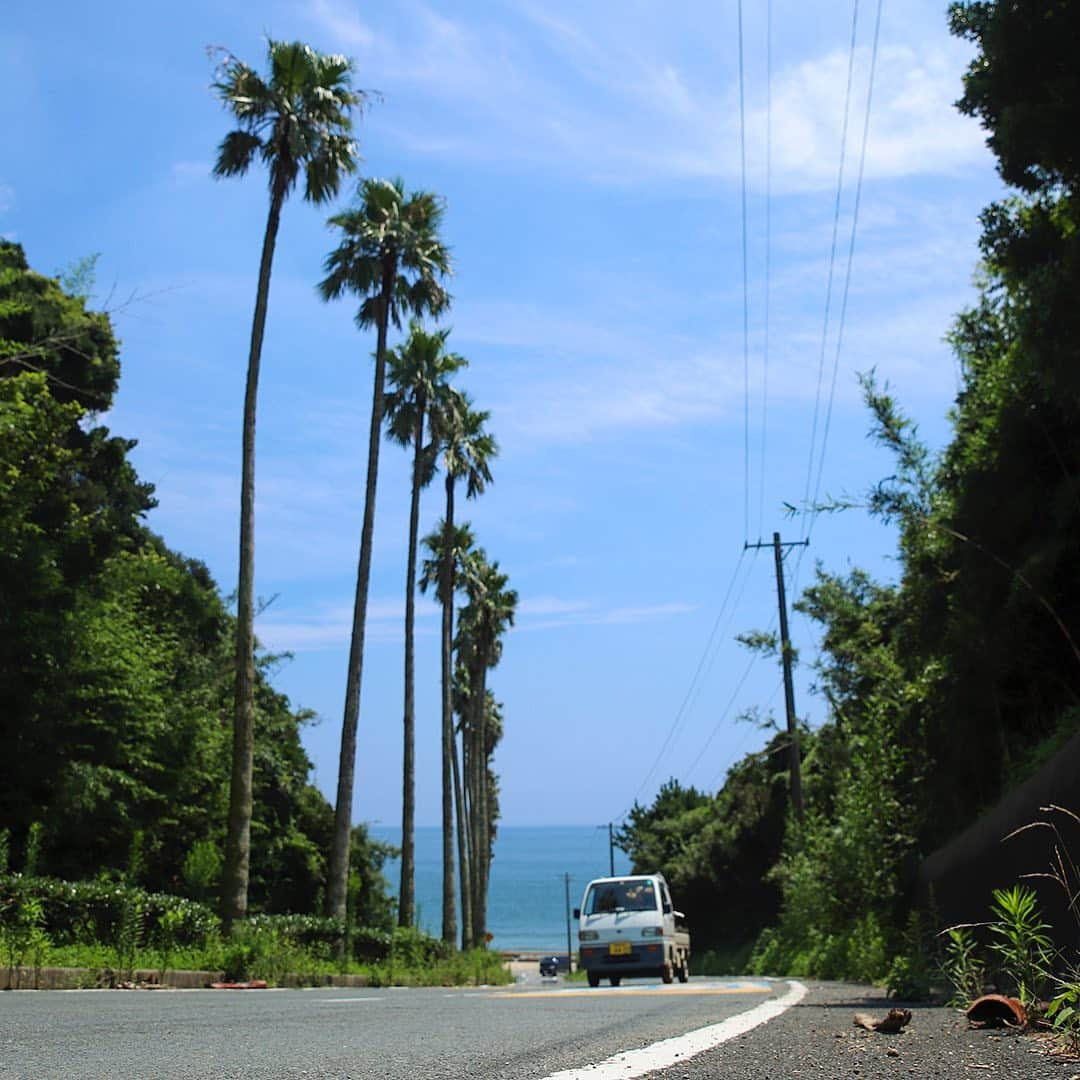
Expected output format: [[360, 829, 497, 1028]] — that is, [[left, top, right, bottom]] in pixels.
[[617, 549, 752, 818], [738, 0, 752, 545], [798, 0, 861, 544], [680, 650, 760, 782], [706, 675, 784, 789], [756, 0, 773, 543], [807, 0, 885, 539]]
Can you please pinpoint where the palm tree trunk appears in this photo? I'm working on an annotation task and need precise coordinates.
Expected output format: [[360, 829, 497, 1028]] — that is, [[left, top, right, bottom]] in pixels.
[[469, 656, 487, 947], [223, 177, 285, 932], [479, 668, 493, 945], [440, 475, 457, 945], [398, 395, 426, 928], [451, 720, 473, 950], [327, 261, 396, 924]]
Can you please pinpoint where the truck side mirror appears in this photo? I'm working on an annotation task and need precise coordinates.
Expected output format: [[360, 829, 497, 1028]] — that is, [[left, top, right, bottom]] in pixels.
[[662, 902, 672, 914], [573, 908, 580, 919]]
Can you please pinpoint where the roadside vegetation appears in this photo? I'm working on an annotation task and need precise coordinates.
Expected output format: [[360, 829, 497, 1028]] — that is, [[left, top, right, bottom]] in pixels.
[[1, 39, 515, 980], [617, 2, 1080, 1050]]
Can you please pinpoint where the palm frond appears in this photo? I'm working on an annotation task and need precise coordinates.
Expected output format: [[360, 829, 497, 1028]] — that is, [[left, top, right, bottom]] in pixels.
[[212, 129, 263, 178]]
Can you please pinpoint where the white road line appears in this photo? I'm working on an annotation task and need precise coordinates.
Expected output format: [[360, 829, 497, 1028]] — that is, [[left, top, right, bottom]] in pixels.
[[538, 979, 808, 1080], [317, 997, 385, 1003]]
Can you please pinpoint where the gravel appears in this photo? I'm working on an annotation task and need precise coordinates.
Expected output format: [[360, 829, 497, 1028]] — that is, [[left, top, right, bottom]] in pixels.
[[648, 981, 1080, 1080]]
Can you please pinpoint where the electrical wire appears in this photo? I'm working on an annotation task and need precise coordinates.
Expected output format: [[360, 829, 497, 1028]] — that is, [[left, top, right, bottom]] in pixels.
[[617, 549, 751, 818], [680, 649, 760, 783], [756, 0, 773, 545], [738, 0, 751, 545], [706, 675, 784, 789], [676, 550, 760, 731], [807, 0, 885, 540], [799, 0, 861, 544]]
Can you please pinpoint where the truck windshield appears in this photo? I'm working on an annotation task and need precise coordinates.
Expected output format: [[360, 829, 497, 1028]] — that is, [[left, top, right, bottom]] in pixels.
[[583, 879, 658, 914]]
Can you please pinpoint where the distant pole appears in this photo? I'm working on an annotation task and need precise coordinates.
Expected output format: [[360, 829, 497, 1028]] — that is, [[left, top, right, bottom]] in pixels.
[[772, 531, 804, 823], [563, 872, 573, 973], [597, 823, 615, 876], [744, 533, 808, 822]]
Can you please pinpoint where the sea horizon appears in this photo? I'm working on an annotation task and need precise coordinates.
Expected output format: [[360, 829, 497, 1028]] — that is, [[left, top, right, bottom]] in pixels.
[[372, 824, 634, 953]]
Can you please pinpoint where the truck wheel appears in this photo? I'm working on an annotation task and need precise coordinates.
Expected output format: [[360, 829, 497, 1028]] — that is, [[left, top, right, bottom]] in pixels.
[[587, 971, 600, 988], [609, 976, 621, 987], [661, 960, 673, 984], [677, 956, 689, 983]]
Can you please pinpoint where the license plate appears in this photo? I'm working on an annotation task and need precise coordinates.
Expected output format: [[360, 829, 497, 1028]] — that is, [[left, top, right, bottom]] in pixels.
[[608, 940, 631, 956]]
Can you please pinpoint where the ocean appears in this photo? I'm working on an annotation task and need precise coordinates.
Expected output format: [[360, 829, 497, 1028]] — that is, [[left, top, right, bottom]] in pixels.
[[372, 825, 633, 953]]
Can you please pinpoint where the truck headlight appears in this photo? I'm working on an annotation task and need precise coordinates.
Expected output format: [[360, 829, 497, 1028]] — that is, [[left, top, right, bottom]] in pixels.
[[579, 930, 599, 941], [641, 927, 664, 937]]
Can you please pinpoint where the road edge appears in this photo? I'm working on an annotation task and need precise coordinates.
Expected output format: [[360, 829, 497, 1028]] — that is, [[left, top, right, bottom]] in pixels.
[[538, 979, 809, 1080]]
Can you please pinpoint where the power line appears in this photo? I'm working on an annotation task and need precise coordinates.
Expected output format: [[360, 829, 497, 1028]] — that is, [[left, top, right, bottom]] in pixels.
[[676, 551, 759, 739], [680, 649, 760, 782], [617, 549, 751, 817], [706, 675, 784, 789], [756, 0, 773, 544], [738, 0, 751, 545], [799, 0, 861, 544], [807, 0, 885, 540]]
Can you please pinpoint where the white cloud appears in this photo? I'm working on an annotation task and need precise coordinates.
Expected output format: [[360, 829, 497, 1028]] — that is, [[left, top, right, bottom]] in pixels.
[[257, 597, 439, 652], [170, 161, 211, 185], [0, 182, 14, 213], [303, 1, 991, 190], [518, 598, 697, 632]]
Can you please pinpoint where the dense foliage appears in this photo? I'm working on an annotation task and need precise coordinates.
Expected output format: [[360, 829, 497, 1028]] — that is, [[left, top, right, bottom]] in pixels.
[[619, 0, 1080, 983], [0, 241, 393, 927]]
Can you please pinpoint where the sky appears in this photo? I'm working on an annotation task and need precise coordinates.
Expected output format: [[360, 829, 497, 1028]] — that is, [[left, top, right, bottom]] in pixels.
[[3, 0, 1006, 828]]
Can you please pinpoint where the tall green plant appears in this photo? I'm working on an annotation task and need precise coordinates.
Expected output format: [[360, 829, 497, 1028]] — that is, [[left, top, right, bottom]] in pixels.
[[212, 39, 361, 928], [988, 885, 1053, 1007], [319, 178, 451, 924], [423, 390, 495, 948], [383, 323, 466, 929]]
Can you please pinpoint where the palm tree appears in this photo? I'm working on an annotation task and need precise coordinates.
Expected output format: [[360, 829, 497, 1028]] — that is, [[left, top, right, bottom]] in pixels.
[[421, 521, 481, 948], [383, 322, 465, 929], [212, 39, 360, 928], [426, 393, 495, 947], [456, 554, 517, 945], [318, 178, 451, 923]]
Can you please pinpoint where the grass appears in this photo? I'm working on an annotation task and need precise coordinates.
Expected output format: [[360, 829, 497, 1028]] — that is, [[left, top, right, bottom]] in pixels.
[[25, 940, 513, 988]]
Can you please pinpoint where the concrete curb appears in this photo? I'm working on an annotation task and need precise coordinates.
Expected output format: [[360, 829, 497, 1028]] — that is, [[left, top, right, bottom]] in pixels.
[[1, 967, 371, 991]]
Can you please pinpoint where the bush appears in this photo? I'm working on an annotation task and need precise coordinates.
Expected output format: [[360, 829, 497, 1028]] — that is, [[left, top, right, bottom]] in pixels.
[[0, 874, 219, 949]]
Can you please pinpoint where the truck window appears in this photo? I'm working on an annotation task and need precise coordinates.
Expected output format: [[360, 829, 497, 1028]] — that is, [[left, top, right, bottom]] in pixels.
[[583, 879, 658, 914]]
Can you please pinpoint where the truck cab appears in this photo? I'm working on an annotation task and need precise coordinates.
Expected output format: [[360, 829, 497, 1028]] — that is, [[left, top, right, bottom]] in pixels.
[[575, 873, 690, 987]]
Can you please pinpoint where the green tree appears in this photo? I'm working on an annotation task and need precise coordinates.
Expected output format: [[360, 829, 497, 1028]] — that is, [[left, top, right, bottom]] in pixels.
[[421, 522, 480, 947], [383, 322, 466, 929], [212, 39, 361, 928], [455, 553, 516, 946], [319, 178, 452, 923], [0, 245, 154, 856], [424, 391, 495, 947]]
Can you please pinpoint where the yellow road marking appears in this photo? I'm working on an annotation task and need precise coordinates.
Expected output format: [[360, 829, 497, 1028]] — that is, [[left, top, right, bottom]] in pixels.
[[492, 981, 774, 1000]]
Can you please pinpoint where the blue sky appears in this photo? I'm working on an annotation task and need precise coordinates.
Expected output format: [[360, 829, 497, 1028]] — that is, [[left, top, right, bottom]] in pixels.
[[4, 0, 1004, 827]]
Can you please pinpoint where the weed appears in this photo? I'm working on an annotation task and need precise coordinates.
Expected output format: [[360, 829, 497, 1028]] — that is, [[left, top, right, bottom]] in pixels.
[[939, 927, 985, 1006], [987, 884, 1053, 1008]]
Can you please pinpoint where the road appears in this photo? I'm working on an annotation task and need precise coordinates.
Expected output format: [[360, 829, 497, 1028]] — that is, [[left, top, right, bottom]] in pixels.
[[0, 972, 790, 1079], [0, 972, 1073, 1079]]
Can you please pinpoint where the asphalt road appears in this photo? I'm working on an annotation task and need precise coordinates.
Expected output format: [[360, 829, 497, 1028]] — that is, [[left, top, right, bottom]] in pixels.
[[0, 972, 785, 1079], [2, 973, 1077, 1079]]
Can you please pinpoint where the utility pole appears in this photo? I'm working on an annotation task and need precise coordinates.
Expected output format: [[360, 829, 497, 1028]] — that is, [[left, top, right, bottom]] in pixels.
[[563, 872, 574, 973], [745, 532, 809, 822], [598, 823, 615, 876]]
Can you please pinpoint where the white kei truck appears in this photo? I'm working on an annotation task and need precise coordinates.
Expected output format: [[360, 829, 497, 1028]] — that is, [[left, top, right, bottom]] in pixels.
[[574, 873, 691, 987]]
